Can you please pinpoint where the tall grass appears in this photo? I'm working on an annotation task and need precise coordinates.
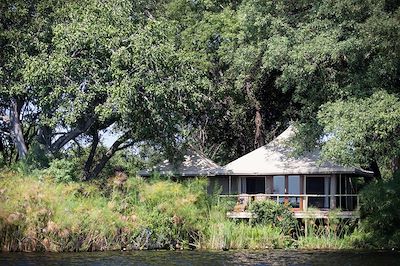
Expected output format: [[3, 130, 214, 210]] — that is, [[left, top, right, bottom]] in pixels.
[[0, 171, 138, 251], [295, 209, 358, 249], [0, 170, 209, 251], [0, 170, 366, 251], [204, 220, 289, 249]]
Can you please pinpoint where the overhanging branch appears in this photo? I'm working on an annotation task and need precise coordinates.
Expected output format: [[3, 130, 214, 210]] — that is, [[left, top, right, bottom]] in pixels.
[[84, 131, 133, 180]]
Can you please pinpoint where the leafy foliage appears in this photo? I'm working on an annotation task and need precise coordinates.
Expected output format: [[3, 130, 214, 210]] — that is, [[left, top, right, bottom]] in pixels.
[[249, 200, 297, 235], [358, 173, 400, 248], [46, 159, 80, 183], [318, 91, 400, 176], [1, 0, 399, 179]]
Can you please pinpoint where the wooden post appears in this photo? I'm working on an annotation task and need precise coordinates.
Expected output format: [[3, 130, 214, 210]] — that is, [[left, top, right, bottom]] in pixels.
[[228, 176, 232, 195], [284, 175, 289, 204], [339, 174, 342, 209], [345, 176, 348, 210], [330, 175, 336, 209], [305, 218, 308, 237], [324, 176, 330, 208], [300, 175, 304, 210], [305, 195, 308, 211], [265, 176, 267, 194], [303, 175, 307, 210]]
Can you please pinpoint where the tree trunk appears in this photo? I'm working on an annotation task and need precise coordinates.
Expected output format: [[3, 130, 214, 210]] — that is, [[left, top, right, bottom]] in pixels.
[[244, 49, 266, 149], [391, 156, 400, 175], [0, 136, 6, 162], [245, 81, 265, 149], [84, 133, 133, 180], [83, 132, 99, 180], [254, 105, 264, 148], [37, 126, 52, 148], [369, 160, 382, 180], [10, 99, 28, 159]]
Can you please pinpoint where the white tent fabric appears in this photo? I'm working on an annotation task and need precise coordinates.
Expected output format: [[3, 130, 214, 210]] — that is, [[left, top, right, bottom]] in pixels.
[[217, 126, 373, 176], [138, 149, 220, 177]]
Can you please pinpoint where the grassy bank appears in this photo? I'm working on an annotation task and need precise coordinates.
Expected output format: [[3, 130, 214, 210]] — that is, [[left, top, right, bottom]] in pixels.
[[0, 170, 377, 252], [1, 170, 212, 251]]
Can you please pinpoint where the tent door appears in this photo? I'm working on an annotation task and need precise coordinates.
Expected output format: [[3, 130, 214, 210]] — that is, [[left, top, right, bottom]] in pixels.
[[306, 176, 330, 209], [245, 177, 265, 194]]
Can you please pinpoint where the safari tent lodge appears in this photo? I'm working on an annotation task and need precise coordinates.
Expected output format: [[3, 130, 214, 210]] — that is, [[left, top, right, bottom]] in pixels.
[[139, 126, 373, 219]]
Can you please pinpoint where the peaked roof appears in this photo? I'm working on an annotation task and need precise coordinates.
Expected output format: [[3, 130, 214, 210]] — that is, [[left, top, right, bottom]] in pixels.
[[138, 149, 220, 177], [217, 126, 373, 176]]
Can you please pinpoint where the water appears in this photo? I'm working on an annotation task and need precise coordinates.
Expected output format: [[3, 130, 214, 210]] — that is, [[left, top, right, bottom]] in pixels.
[[1, 250, 399, 266]]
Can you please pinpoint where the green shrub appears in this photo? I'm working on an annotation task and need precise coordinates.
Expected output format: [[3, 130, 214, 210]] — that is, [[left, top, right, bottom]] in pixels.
[[249, 200, 297, 235], [46, 158, 80, 183], [358, 173, 400, 248], [25, 142, 50, 170], [10, 142, 51, 174]]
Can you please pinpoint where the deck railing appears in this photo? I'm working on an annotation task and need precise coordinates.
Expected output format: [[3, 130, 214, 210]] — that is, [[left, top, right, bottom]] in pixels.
[[219, 193, 360, 211]]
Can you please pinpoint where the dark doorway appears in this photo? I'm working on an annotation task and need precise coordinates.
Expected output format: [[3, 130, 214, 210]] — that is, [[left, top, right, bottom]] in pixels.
[[246, 177, 265, 194], [306, 177, 328, 208]]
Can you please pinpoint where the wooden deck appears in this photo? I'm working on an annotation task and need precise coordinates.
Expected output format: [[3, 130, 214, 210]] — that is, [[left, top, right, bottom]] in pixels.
[[227, 210, 359, 219], [293, 210, 359, 219], [222, 193, 360, 219]]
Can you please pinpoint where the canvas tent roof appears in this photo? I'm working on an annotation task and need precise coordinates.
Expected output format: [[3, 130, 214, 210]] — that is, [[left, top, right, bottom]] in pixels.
[[138, 149, 220, 177], [217, 126, 373, 176]]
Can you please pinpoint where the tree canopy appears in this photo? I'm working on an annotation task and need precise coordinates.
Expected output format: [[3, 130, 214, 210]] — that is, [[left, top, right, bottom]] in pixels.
[[1, 0, 399, 179]]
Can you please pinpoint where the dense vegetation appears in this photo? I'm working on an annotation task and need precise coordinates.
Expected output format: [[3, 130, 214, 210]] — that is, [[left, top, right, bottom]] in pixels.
[[1, 0, 399, 176], [1, 170, 387, 251], [1, 0, 399, 251], [0, 170, 287, 251]]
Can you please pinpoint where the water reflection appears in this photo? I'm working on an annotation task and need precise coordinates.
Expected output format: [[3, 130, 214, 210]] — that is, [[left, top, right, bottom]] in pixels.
[[1, 250, 399, 266]]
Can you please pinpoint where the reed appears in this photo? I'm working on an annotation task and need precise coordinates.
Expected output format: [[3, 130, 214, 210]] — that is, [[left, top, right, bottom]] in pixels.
[[0, 171, 208, 251], [0, 170, 370, 252], [0, 171, 138, 251], [203, 219, 289, 249], [295, 209, 358, 250]]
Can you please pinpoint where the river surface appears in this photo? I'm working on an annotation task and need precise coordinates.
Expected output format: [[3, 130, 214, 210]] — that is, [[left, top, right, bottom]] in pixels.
[[1, 250, 399, 265]]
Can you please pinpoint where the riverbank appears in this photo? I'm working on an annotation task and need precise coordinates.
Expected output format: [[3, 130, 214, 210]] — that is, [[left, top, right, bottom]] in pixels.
[[0, 170, 393, 252]]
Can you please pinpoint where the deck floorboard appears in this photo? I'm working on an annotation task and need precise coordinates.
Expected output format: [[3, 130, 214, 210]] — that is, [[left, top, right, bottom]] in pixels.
[[227, 210, 359, 219]]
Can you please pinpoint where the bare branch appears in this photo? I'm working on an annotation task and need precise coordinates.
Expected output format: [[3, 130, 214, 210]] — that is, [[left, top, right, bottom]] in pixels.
[[116, 141, 135, 151], [0, 131, 11, 137], [84, 132, 133, 180], [50, 117, 96, 152]]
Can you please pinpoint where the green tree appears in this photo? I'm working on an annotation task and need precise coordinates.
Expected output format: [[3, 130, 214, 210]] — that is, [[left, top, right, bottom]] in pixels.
[[1, 0, 211, 179], [0, 0, 59, 160], [169, 0, 400, 175], [319, 91, 400, 178]]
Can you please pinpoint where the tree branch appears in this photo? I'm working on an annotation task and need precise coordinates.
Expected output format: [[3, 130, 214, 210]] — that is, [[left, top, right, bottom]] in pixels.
[[116, 141, 135, 151], [50, 117, 96, 152], [84, 132, 132, 180]]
